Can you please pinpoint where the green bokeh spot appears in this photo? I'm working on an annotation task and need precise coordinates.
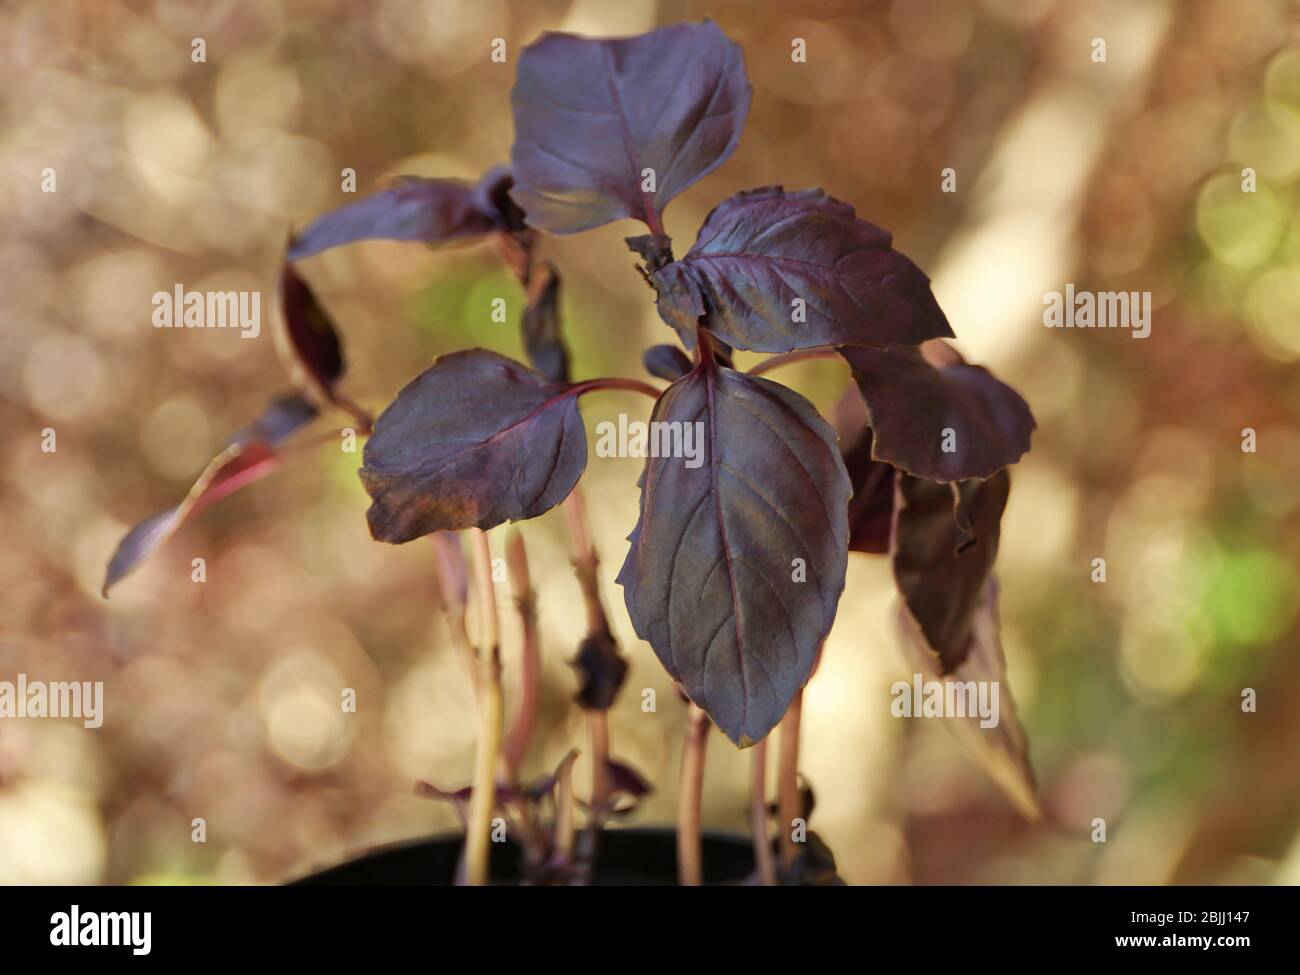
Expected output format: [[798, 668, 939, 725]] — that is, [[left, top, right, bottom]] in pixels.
[[410, 267, 524, 356], [1196, 173, 1287, 269], [1204, 547, 1298, 646]]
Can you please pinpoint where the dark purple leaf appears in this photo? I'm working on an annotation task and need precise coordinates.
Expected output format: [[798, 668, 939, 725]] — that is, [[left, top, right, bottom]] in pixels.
[[604, 759, 653, 815], [832, 387, 895, 555], [651, 186, 954, 353], [844, 440, 894, 555], [278, 266, 345, 402], [841, 343, 1035, 482], [891, 471, 1009, 672], [360, 350, 587, 542], [287, 168, 511, 261], [521, 262, 569, 383], [510, 21, 751, 234], [104, 445, 278, 597], [229, 392, 319, 447], [570, 630, 627, 711], [642, 344, 692, 382], [617, 362, 850, 746], [103, 397, 319, 596], [895, 579, 1039, 820]]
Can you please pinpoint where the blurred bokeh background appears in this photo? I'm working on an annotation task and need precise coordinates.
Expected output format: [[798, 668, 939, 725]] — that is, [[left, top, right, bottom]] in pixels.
[[2, 0, 1299, 884]]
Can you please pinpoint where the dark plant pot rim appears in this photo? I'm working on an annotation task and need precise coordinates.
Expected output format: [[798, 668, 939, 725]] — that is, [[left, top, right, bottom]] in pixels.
[[291, 826, 755, 886]]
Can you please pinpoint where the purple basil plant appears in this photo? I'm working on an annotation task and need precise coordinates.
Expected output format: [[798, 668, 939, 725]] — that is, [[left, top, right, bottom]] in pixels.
[[105, 20, 1037, 886]]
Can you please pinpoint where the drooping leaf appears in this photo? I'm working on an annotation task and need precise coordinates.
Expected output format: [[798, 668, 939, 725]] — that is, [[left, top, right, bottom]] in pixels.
[[229, 392, 320, 447], [844, 437, 895, 555], [278, 265, 345, 402], [102, 394, 318, 596], [891, 472, 1009, 672], [360, 350, 587, 542], [651, 186, 954, 353], [510, 21, 752, 234], [841, 343, 1035, 482], [832, 386, 896, 555], [642, 344, 692, 382], [570, 630, 627, 711], [617, 363, 850, 746], [520, 262, 569, 383], [895, 580, 1039, 821], [286, 167, 515, 261]]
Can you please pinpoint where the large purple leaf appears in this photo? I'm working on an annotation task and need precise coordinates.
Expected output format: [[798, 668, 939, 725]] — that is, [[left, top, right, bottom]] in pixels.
[[841, 343, 1034, 482], [891, 472, 1009, 672], [286, 168, 515, 261], [651, 187, 954, 353], [102, 393, 318, 596], [360, 350, 586, 542], [616, 363, 850, 746], [509, 21, 751, 234]]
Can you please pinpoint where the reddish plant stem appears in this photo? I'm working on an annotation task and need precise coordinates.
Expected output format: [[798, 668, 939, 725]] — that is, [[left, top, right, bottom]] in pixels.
[[777, 688, 804, 873], [562, 486, 617, 882], [330, 391, 375, 434], [493, 230, 535, 287], [677, 702, 711, 886], [571, 376, 663, 401], [750, 737, 778, 885], [746, 346, 841, 377], [644, 205, 667, 238], [587, 710, 610, 826], [277, 427, 359, 456], [563, 486, 607, 636]]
